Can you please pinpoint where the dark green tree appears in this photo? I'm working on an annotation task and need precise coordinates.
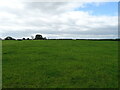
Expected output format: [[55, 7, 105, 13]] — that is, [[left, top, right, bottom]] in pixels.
[[35, 34, 43, 40], [5, 36, 15, 40]]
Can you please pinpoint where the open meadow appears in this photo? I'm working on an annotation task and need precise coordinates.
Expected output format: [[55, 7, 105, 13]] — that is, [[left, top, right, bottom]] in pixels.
[[2, 40, 118, 88]]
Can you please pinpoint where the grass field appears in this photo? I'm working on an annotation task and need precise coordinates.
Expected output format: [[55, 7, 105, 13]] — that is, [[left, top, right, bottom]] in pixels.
[[2, 40, 118, 88]]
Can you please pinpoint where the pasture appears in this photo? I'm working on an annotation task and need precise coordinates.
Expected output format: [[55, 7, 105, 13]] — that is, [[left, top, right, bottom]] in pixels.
[[2, 40, 118, 88]]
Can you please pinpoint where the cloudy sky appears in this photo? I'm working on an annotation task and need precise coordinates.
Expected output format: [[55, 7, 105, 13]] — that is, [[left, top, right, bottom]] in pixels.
[[0, 1, 118, 39]]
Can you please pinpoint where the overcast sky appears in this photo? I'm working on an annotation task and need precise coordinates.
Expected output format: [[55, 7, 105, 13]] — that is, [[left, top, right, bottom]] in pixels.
[[0, 1, 118, 39]]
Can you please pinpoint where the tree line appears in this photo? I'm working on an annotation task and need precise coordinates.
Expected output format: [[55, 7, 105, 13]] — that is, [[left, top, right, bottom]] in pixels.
[[0, 34, 120, 41], [2, 34, 47, 40]]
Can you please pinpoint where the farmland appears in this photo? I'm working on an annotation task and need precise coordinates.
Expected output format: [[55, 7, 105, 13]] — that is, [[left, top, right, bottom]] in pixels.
[[2, 40, 118, 88]]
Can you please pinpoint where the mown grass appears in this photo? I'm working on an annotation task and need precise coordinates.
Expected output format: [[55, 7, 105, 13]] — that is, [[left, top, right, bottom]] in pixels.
[[2, 40, 118, 88]]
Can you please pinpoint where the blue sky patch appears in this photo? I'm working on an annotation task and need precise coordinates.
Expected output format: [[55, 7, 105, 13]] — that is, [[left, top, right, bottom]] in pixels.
[[74, 2, 118, 16]]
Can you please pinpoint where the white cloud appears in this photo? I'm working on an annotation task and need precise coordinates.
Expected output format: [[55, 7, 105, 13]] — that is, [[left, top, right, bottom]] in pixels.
[[0, 2, 118, 39]]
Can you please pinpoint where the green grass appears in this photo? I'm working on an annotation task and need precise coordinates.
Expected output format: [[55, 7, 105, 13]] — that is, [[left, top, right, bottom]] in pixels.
[[2, 40, 118, 88]]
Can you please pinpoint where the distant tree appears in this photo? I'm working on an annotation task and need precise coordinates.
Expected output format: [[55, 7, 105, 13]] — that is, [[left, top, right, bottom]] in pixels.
[[27, 38, 30, 40], [31, 36, 34, 40], [43, 37, 47, 40], [5, 36, 15, 40], [22, 38, 25, 40], [35, 34, 43, 40]]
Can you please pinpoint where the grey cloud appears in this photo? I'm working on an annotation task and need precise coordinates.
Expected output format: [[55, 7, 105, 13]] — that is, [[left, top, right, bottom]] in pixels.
[[0, 2, 118, 39]]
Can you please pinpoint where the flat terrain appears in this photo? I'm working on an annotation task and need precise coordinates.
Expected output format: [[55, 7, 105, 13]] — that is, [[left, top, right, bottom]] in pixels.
[[2, 40, 118, 88]]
